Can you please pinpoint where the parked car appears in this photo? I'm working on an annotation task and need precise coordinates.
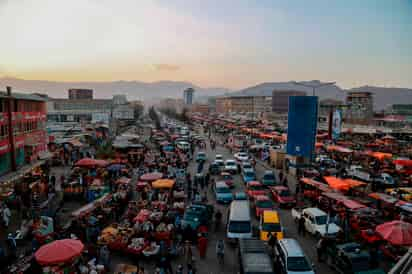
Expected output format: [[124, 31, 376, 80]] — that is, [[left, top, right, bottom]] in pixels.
[[241, 162, 254, 172], [292, 207, 341, 237], [220, 172, 234, 188], [242, 168, 256, 183], [259, 210, 283, 241], [208, 161, 221, 175], [270, 186, 296, 208], [262, 170, 277, 186], [182, 203, 214, 230], [214, 181, 233, 204], [274, 239, 315, 274], [254, 195, 275, 217], [234, 152, 249, 162], [214, 154, 225, 167], [196, 151, 207, 163], [246, 181, 266, 200], [224, 159, 239, 174], [234, 192, 248, 200], [347, 165, 371, 182]]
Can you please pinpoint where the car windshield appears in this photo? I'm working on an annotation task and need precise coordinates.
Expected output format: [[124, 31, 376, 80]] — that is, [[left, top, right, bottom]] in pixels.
[[264, 174, 275, 180], [216, 187, 231, 193], [226, 162, 236, 166], [245, 172, 255, 178], [315, 215, 328, 225], [279, 190, 291, 197], [256, 200, 273, 208], [243, 164, 252, 169], [184, 212, 199, 221], [228, 221, 251, 233], [223, 175, 232, 180], [287, 257, 312, 272], [262, 223, 281, 232]]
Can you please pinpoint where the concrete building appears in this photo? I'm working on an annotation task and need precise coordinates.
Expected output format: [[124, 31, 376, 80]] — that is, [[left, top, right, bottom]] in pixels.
[[272, 90, 306, 113], [253, 96, 272, 114], [113, 95, 128, 105], [346, 91, 374, 123], [112, 104, 134, 120], [0, 87, 47, 175], [183, 88, 195, 105], [68, 88, 93, 100], [208, 97, 217, 113], [391, 104, 412, 116], [159, 98, 185, 113], [190, 103, 209, 114], [215, 96, 271, 114]]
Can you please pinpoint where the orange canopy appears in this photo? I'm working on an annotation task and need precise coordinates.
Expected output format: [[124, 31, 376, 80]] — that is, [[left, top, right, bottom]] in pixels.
[[367, 151, 392, 161], [326, 145, 353, 153], [324, 176, 366, 192]]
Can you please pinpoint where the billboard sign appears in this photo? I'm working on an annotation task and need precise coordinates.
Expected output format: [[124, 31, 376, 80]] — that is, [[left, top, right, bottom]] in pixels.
[[332, 109, 342, 140], [286, 96, 318, 159]]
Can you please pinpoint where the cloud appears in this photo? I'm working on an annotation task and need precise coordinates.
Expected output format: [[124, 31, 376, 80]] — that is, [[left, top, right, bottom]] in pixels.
[[152, 64, 180, 72]]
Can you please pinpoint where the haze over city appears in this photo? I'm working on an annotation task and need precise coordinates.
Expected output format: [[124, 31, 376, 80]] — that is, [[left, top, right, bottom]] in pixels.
[[1, 0, 411, 89]]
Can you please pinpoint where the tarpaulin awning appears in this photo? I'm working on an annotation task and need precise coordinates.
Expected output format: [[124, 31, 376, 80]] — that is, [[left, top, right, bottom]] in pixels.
[[326, 145, 353, 153], [35, 239, 84, 265], [152, 179, 175, 189], [300, 178, 331, 192], [376, 221, 412, 246], [366, 151, 393, 161], [75, 158, 109, 168], [140, 172, 163, 182], [324, 176, 366, 192], [393, 159, 412, 167], [368, 192, 398, 204]]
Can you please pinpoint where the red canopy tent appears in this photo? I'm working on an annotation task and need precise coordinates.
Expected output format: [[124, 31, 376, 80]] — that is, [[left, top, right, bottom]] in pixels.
[[140, 172, 163, 182], [75, 158, 109, 168], [324, 176, 366, 192], [35, 239, 84, 265], [376, 220, 412, 246], [393, 159, 412, 167]]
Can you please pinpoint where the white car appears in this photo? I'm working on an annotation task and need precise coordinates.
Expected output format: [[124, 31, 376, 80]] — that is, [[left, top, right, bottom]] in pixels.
[[215, 154, 224, 161], [292, 207, 341, 237], [224, 159, 238, 174], [234, 152, 249, 162]]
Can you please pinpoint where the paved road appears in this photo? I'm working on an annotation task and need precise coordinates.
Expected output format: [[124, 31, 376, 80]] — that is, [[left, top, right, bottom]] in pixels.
[[191, 130, 333, 274]]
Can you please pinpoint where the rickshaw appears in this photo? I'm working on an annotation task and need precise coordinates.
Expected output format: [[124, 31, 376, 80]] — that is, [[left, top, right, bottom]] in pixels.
[[367, 192, 398, 219], [299, 177, 332, 202]]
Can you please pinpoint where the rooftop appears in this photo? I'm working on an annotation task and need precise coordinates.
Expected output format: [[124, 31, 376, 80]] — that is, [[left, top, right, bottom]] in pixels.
[[0, 91, 46, 102]]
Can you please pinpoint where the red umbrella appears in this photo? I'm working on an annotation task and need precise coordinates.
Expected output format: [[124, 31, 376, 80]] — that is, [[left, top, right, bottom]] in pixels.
[[75, 158, 108, 168], [35, 239, 84, 265], [140, 172, 163, 182], [376, 220, 412, 246]]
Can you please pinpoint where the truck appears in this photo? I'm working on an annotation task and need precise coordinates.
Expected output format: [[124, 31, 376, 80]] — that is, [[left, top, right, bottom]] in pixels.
[[182, 203, 214, 230], [291, 207, 341, 237], [347, 165, 371, 182], [238, 239, 275, 274]]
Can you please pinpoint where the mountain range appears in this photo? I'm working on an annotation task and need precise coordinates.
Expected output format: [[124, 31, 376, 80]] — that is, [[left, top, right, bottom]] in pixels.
[[0, 77, 411, 111]]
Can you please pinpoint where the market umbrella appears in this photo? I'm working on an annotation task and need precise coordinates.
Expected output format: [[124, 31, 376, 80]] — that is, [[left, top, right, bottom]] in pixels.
[[140, 172, 163, 182], [152, 179, 175, 189], [75, 158, 108, 168], [376, 220, 412, 246], [35, 239, 84, 265]]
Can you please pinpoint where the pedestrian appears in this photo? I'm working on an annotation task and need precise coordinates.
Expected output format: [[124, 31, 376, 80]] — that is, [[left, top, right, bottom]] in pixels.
[[214, 209, 222, 232], [216, 239, 225, 265], [267, 232, 277, 251], [2, 203, 11, 228], [298, 215, 306, 236], [278, 171, 284, 183], [197, 233, 208, 258], [184, 240, 193, 268], [316, 237, 325, 262], [282, 177, 288, 187], [99, 245, 110, 270]]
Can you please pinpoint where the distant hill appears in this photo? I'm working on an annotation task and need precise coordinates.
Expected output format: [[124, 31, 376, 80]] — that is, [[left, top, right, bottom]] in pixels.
[[1, 77, 411, 111], [0, 77, 230, 101]]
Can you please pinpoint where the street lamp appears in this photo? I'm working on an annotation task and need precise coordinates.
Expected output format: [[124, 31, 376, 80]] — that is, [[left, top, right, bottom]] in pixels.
[[292, 81, 336, 96]]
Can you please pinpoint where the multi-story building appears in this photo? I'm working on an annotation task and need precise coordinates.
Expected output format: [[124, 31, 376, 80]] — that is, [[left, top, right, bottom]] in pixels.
[[183, 88, 195, 105], [346, 91, 374, 123], [272, 90, 306, 113], [0, 87, 47, 175], [190, 103, 209, 114], [68, 88, 93, 100], [253, 96, 272, 114], [159, 98, 185, 113], [391, 104, 412, 116]]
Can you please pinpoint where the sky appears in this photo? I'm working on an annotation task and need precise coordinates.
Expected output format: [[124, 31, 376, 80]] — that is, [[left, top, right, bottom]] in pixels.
[[0, 0, 411, 89]]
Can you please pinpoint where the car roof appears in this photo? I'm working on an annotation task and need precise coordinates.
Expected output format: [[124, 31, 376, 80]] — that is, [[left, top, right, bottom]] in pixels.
[[278, 239, 306, 257], [221, 172, 231, 176], [255, 195, 270, 201], [248, 181, 262, 186], [229, 201, 251, 221], [264, 170, 274, 174], [216, 181, 229, 188], [263, 210, 280, 223], [304, 207, 326, 216], [226, 159, 236, 162], [273, 186, 288, 191]]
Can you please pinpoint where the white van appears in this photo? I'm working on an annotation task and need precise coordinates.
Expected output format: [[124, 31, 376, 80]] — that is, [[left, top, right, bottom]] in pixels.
[[226, 200, 252, 243]]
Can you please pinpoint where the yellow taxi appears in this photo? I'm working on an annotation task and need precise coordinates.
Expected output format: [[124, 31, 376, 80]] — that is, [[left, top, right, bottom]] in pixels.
[[259, 210, 283, 241]]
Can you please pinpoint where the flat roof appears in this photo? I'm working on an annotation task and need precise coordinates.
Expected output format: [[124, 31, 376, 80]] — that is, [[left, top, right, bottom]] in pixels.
[[278, 238, 306, 257], [0, 91, 46, 101]]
